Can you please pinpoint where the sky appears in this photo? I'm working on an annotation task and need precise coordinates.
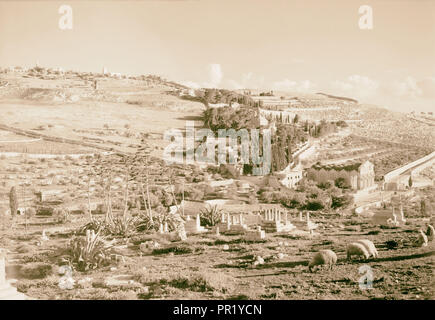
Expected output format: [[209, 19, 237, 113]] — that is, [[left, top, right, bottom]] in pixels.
[[0, 0, 434, 112]]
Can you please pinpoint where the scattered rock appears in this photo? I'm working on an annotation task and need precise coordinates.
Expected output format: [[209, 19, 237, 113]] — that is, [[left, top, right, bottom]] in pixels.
[[77, 277, 92, 288], [40, 230, 49, 242], [58, 265, 70, 275], [140, 286, 150, 295], [58, 276, 75, 290], [253, 256, 264, 266], [104, 274, 141, 288]]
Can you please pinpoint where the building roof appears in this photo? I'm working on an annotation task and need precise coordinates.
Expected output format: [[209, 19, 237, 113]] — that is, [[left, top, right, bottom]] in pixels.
[[311, 161, 365, 172]]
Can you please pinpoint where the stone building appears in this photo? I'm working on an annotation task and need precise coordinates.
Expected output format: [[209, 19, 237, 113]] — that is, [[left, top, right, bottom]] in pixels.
[[307, 160, 375, 191], [279, 163, 303, 188]]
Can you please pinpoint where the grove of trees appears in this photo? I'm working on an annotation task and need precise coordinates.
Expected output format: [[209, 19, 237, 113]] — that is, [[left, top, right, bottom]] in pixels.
[[257, 178, 353, 212]]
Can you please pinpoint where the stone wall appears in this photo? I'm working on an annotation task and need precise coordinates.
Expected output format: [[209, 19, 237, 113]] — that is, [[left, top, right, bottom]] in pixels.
[[384, 151, 435, 183]]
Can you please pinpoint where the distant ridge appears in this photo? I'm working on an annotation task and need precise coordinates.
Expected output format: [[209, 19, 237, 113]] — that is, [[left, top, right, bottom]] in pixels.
[[316, 92, 358, 103]]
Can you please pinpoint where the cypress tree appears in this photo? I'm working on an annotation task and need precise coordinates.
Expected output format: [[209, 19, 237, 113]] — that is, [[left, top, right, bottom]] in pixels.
[[9, 186, 18, 216]]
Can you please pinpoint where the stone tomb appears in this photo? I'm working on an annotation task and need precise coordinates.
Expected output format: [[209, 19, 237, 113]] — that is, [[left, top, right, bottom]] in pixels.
[[184, 214, 207, 234], [244, 226, 266, 241], [0, 249, 28, 300], [261, 208, 296, 233], [215, 208, 297, 235], [292, 212, 319, 232], [215, 213, 249, 235], [371, 205, 406, 227]]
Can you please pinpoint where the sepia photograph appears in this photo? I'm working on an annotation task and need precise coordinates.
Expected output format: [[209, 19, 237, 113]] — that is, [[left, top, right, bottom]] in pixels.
[[0, 0, 434, 307]]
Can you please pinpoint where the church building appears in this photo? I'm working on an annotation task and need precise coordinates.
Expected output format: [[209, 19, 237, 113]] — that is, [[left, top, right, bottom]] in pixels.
[[307, 160, 375, 191]]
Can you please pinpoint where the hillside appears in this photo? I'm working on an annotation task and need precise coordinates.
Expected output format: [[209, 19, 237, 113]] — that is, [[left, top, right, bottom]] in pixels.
[[0, 67, 208, 157]]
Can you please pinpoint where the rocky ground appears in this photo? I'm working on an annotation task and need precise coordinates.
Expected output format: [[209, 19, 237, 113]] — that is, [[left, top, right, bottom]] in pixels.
[[0, 214, 433, 300]]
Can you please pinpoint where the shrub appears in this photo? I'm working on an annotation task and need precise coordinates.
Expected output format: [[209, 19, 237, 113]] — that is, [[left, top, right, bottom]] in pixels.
[[105, 214, 138, 237], [20, 263, 53, 279], [68, 229, 112, 271], [135, 210, 183, 233], [200, 205, 222, 227], [304, 200, 324, 211], [219, 164, 239, 179], [279, 192, 306, 209], [331, 195, 353, 209], [81, 215, 137, 237], [169, 276, 211, 292], [317, 181, 332, 190], [335, 177, 350, 189], [135, 214, 156, 232], [367, 230, 380, 235], [80, 219, 106, 234], [152, 246, 193, 255]]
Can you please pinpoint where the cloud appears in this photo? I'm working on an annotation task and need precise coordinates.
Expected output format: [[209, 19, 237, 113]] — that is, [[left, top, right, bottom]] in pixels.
[[207, 63, 223, 87], [418, 76, 435, 99], [272, 79, 314, 92], [226, 79, 243, 90], [381, 76, 435, 101], [182, 63, 224, 89], [331, 75, 379, 98], [331, 75, 434, 101], [389, 76, 423, 98], [226, 72, 265, 90], [241, 72, 254, 82], [326, 75, 433, 112]]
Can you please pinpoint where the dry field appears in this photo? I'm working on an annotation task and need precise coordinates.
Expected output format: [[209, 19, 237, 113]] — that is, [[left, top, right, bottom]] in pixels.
[[0, 99, 203, 156], [0, 73, 205, 157]]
